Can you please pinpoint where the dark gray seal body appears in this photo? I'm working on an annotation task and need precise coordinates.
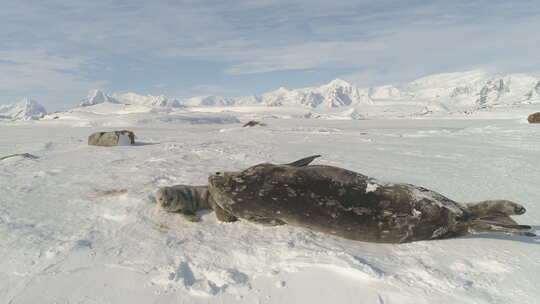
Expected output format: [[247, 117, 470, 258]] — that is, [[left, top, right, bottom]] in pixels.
[[207, 155, 534, 243]]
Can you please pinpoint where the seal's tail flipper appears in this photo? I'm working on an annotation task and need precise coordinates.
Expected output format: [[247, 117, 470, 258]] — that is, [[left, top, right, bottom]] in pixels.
[[477, 215, 518, 226], [470, 217, 536, 237], [285, 155, 321, 167], [464, 200, 536, 237]]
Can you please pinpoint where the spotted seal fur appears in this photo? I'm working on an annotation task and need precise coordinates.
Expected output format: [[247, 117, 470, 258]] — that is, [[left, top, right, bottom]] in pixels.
[[205, 155, 535, 243]]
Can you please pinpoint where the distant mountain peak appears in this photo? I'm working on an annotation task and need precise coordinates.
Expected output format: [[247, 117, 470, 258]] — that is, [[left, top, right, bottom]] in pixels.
[[0, 98, 47, 120], [324, 78, 352, 88], [274, 87, 290, 93], [80, 89, 119, 107]]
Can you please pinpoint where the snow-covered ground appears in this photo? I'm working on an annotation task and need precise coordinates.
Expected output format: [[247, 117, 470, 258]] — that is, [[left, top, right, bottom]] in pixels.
[[1, 104, 539, 304]]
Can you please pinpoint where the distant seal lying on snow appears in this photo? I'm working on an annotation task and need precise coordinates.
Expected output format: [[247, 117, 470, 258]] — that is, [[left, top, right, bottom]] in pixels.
[[158, 155, 535, 243], [88, 130, 135, 146]]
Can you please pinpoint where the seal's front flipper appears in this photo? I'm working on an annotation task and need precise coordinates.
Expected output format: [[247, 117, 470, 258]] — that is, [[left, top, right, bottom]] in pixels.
[[209, 197, 238, 223], [285, 155, 321, 167], [471, 218, 535, 237], [478, 215, 518, 226]]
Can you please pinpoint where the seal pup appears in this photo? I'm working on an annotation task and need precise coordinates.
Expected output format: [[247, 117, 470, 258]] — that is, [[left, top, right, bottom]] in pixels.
[[155, 185, 236, 222], [207, 155, 535, 243]]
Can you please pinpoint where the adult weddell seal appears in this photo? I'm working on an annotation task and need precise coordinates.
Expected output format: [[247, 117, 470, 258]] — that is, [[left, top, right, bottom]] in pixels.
[[158, 155, 535, 243]]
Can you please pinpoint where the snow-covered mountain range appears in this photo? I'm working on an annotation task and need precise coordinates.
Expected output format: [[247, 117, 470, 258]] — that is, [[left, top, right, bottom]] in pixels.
[[110, 92, 184, 108], [2, 70, 539, 121], [404, 70, 540, 106], [78, 70, 540, 115], [80, 78, 375, 109], [0, 98, 47, 120], [251, 79, 373, 108]]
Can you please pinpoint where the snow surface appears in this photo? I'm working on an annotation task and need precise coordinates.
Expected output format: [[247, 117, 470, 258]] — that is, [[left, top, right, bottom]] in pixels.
[[0, 99, 539, 304]]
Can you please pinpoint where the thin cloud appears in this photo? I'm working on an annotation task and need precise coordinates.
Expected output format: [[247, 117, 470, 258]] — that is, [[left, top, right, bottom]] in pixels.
[[0, 50, 104, 108], [1, 0, 539, 109]]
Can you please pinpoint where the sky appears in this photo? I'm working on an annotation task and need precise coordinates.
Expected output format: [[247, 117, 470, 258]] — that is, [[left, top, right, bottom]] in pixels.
[[1, 0, 540, 111]]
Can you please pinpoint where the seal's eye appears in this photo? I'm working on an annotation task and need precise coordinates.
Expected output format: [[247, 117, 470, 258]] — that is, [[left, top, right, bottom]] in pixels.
[[215, 172, 221, 175]]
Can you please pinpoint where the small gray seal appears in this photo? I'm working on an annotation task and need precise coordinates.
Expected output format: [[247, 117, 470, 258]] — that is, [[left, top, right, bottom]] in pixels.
[[155, 185, 236, 222], [206, 155, 534, 243]]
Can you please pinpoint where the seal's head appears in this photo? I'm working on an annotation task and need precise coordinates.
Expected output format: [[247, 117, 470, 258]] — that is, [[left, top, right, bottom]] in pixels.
[[155, 187, 184, 212]]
